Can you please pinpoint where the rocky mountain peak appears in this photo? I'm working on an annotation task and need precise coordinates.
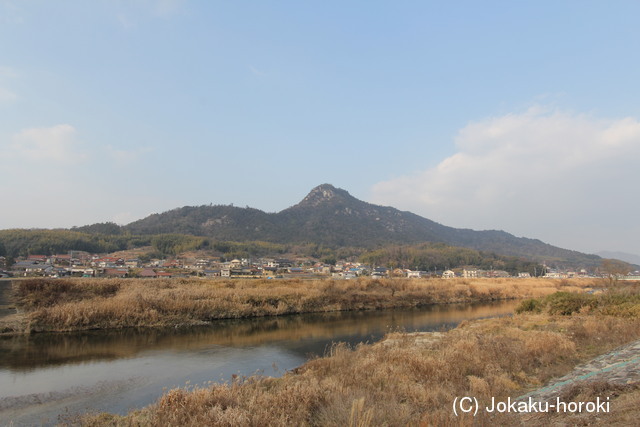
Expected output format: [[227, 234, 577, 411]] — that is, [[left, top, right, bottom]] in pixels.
[[297, 184, 352, 207]]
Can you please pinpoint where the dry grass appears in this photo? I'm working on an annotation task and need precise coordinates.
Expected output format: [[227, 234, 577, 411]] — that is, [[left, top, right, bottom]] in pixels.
[[11, 277, 597, 333], [77, 307, 640, 426], [73, 285, 640, 427], [518, 382, 640, 426], [517, 282, 640, 318]]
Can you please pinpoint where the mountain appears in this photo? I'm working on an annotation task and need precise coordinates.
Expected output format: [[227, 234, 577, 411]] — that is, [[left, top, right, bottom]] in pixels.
[[596, 251, 640, 267], [123, 184, 601, 267]]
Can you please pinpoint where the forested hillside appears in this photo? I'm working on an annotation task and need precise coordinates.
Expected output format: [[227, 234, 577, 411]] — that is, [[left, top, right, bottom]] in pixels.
[[0, 184, 606, 269]]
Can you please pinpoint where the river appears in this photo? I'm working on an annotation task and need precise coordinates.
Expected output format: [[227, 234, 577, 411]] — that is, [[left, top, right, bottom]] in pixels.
[[0, 300, 518, 425]]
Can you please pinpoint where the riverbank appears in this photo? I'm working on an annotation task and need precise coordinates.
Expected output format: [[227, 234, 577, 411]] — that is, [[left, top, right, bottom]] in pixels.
[[0, 301, 518, 425], [2, 277, 595, 334], [78, 282, 640, 426]]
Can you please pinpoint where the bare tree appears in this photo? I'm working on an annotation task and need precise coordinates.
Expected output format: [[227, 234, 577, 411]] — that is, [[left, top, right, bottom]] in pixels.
[[601, 259, 631, 286]]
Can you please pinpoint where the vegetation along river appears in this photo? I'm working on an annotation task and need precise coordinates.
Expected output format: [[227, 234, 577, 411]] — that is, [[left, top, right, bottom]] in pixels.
[[0, 300, 518, 425]]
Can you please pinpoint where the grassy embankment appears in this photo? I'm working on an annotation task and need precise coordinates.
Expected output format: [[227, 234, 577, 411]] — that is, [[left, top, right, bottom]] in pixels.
[[79, 282, 640, 426], [3, 277, 595, 334]]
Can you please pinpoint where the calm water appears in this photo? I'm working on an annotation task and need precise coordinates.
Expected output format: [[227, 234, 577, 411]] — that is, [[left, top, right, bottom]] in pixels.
[[0, 301, 518, 425]]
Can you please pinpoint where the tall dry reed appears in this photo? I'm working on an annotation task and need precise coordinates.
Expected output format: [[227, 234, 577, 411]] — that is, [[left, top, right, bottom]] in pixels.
[[15, 277, 597, 333], [79, 299, 640, 426]]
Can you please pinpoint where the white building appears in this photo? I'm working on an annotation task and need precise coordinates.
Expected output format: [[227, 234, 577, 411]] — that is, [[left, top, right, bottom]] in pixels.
[[442, 270, 456, 279]]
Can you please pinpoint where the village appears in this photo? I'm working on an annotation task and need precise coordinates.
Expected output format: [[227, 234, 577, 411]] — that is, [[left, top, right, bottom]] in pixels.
[[1, 252, 632, 281]]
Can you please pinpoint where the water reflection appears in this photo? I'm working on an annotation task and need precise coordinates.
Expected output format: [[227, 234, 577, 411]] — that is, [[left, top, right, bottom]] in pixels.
[[0, 301, 518, 425], [0, 301, 518, 372]]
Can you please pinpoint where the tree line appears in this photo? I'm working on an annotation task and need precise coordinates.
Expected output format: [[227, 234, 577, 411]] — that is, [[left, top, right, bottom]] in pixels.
[[0, 229, 288, 260], [0, 229, 550, 274], [359, 242, 545, 275]]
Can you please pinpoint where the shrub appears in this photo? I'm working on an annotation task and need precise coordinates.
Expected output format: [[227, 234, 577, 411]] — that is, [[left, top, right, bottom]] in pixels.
[[515, 298, 543, 314], [544, 292, 597, 315]]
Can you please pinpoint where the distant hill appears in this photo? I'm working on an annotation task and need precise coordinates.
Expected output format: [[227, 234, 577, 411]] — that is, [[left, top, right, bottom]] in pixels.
[[596, 251, 640, 267], [121, 184, 601, 267]]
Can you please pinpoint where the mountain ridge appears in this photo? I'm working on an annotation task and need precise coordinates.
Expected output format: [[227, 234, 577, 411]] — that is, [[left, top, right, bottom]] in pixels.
[[596, 251, 640, 266], [118, 184, 600, 267]]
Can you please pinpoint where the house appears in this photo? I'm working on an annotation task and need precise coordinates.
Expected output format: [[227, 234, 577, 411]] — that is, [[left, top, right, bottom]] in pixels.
[[52, 267, 69, 277], [93, 257, 124, 268], [28, 265, 54, 276], [442, 270, 456, 279], [347, 267, 363, 276], [462, 269, 478, 278], [125, 259, 140, 268], [407, 270, 428, 278], [320, 265, 332, 275], [13, 260, 52, 276], [195, 259, 211, 269], [53, 254, 72, 265], [139, 268, 158, 278], [620, 271, 640, 281], [372, 267, 388, 278], [228, 268, 259, 277], [164, 259, 181, 268], [103, 268, 128, 278], [543, 271, 564, 279], [492, 270, 512, 278], [70, 251, 91, 265], [275, 258, 293, 268], [262, 266, 277, 276], [69, 268, 95, 277], [27, 255, 48, 263]]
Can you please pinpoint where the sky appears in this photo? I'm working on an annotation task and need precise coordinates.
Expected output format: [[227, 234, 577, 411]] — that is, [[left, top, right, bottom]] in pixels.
[[1, 1, 639, 256]]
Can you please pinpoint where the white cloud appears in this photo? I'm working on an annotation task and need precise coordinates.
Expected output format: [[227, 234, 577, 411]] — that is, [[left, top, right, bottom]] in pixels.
[[10, 124, 87, 163], [0, 86, 17, 103], [0, 124, 162, 229], [106, 144, 153, 165], [371, 107, 640, 254], [0, 124, 91, 228]]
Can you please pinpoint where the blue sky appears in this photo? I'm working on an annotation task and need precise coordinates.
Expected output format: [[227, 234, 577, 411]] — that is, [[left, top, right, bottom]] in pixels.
[[2, 1, 639, 256]]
